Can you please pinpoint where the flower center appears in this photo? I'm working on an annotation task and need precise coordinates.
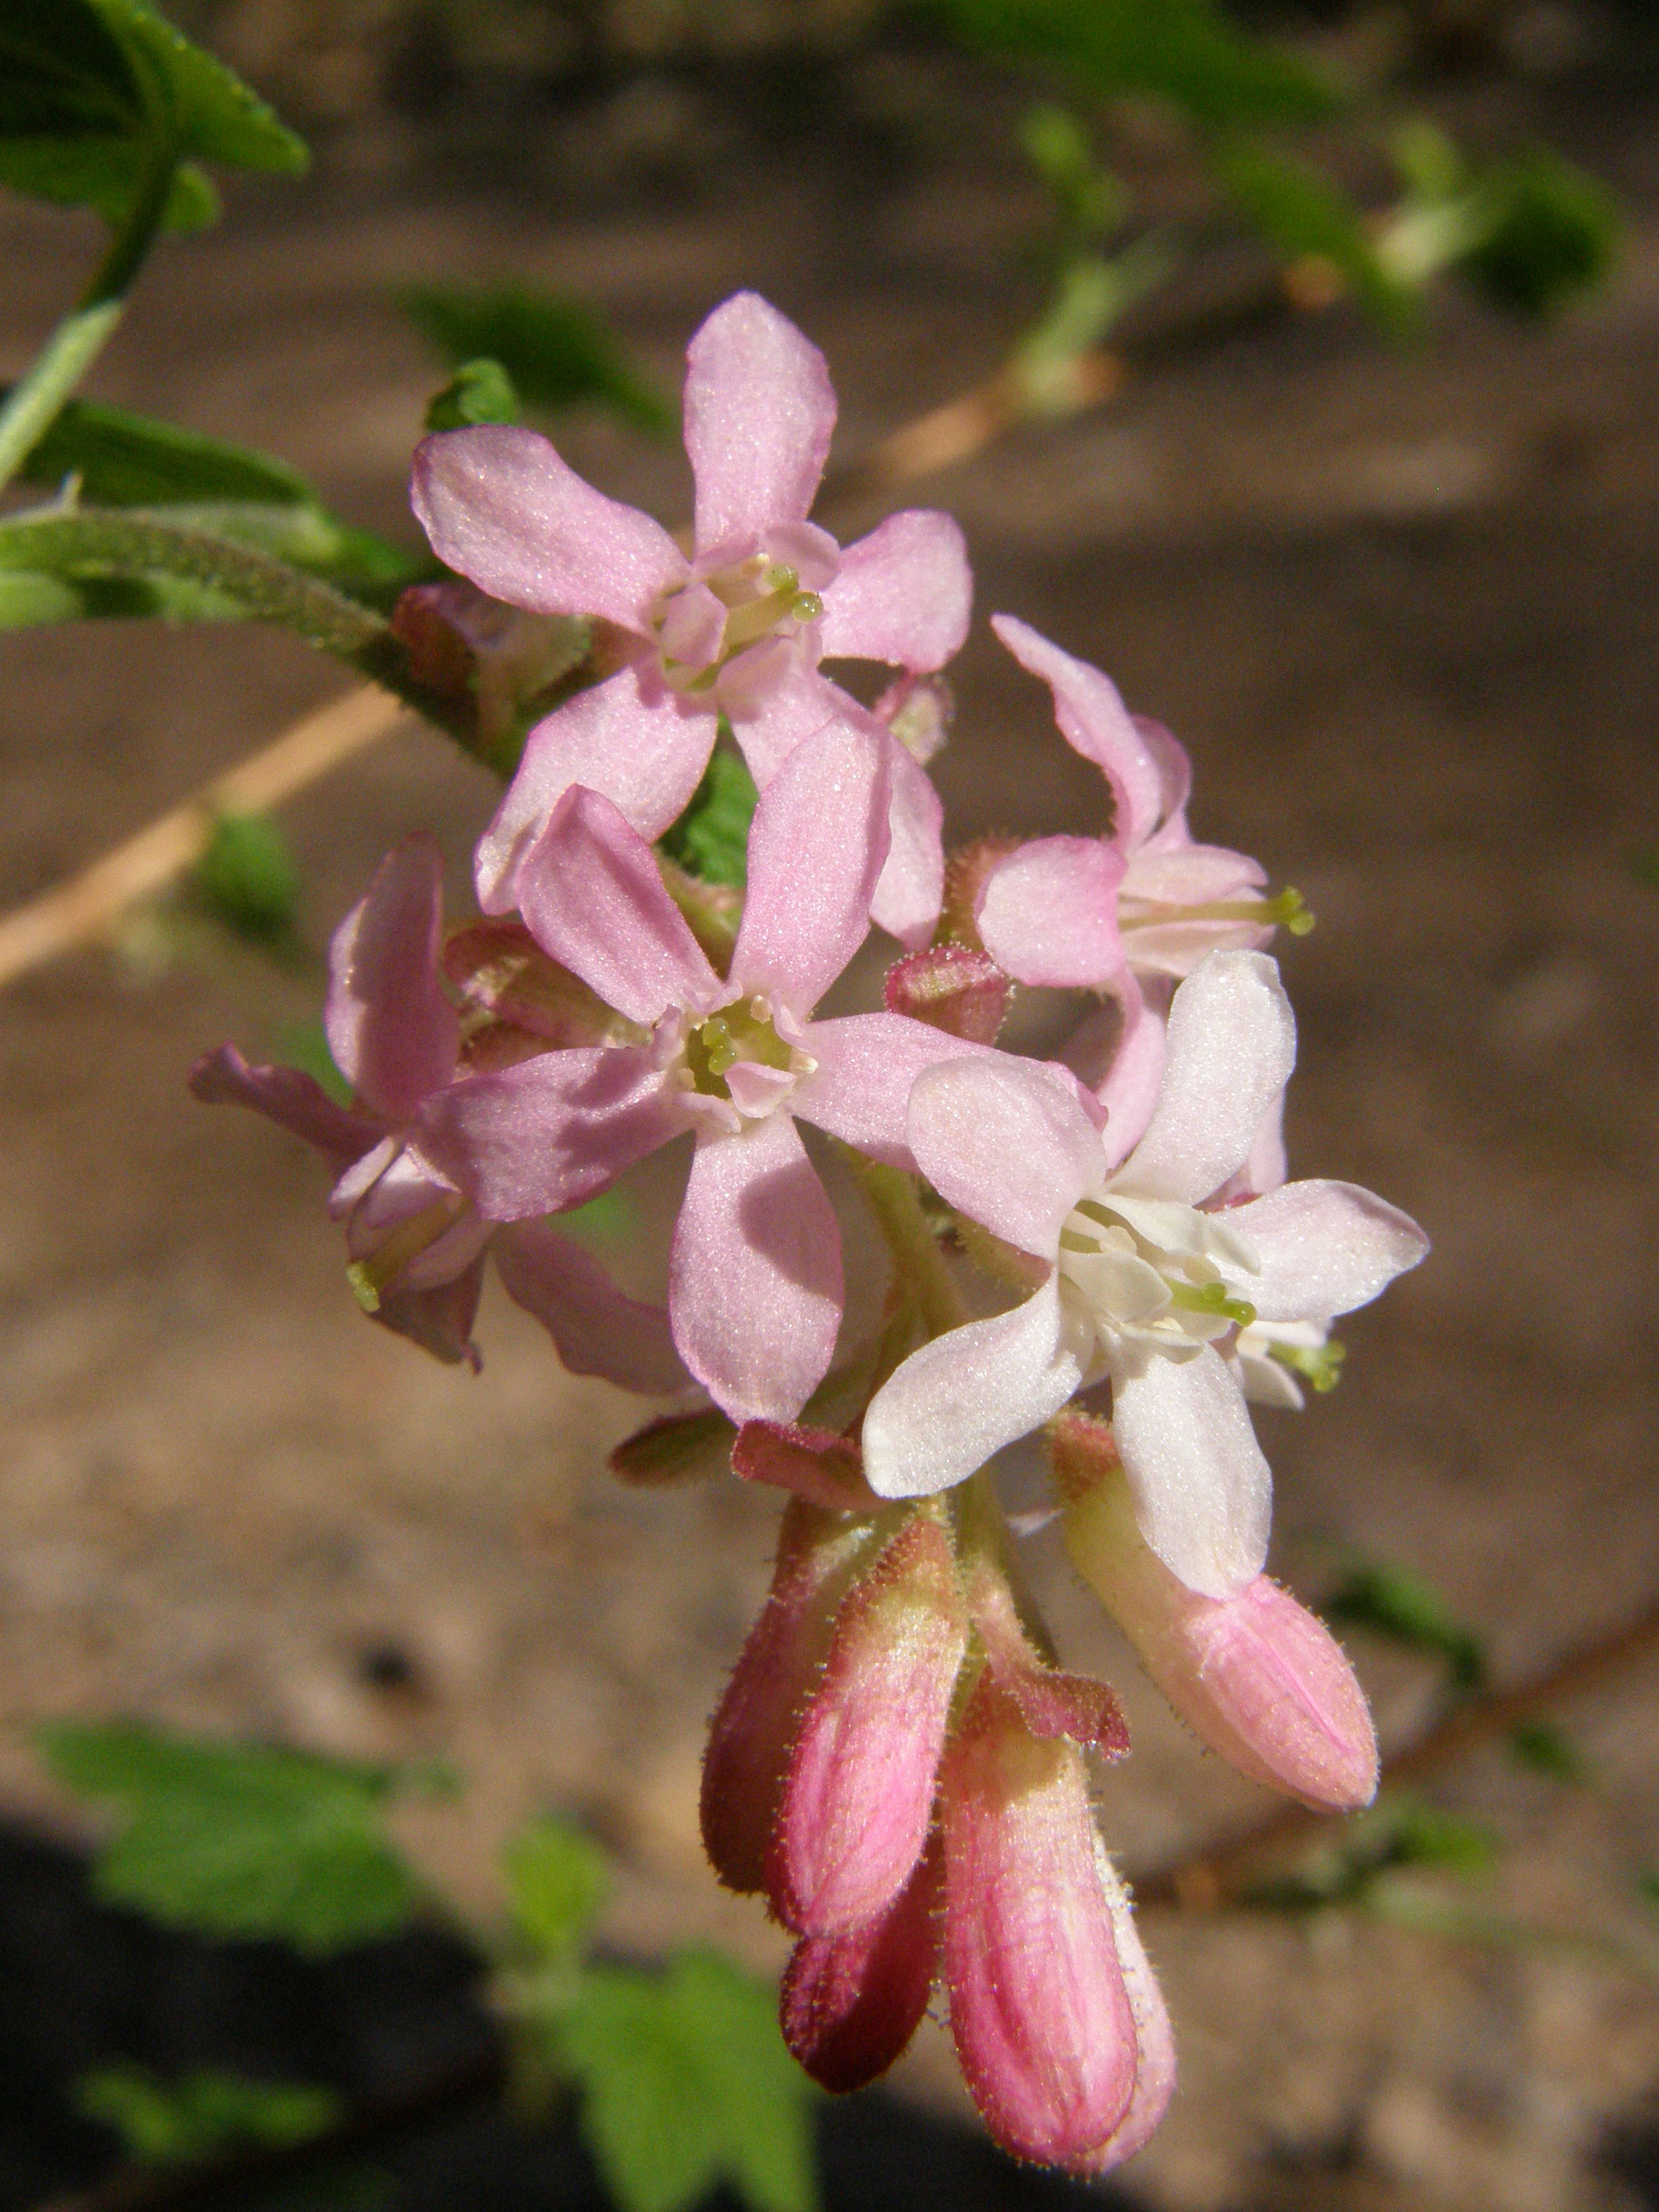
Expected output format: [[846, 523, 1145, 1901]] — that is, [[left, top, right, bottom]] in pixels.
[[1056, 1193, 1259, 1354], [654, 556, 822, 694], [680, 994, 814, 1110]]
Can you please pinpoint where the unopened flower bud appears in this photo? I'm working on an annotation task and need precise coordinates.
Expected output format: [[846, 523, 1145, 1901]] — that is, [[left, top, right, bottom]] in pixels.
[[732, 1420, 881, 1512], [1051, 1410, 1377, 1811], [1077, 1840, 1176, 2174], [770, 1508, 966, 1936], [391, 580, 588, 747], [884, 943, 1011, 1045], [701, 1500, 879, 1895], [780, 1836, 942, 2094], [938, 836, 1022, 950], [939, 1672, 1140, 2169]]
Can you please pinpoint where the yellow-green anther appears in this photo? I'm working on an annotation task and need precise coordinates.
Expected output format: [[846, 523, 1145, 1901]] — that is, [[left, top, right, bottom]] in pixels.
[[346, 1262, 382, 1315], [700, 1017, 738, 1077], [792, 590, 822, 621], [764, 564, 799, 593], [1269, 1337, 1346, 1393], [1171, 1280, 1257, 1329], [721, 579, 806, 655]]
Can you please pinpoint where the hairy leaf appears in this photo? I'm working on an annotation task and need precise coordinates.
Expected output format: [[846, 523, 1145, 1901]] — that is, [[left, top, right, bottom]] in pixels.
[[37, 1720, 426, 1954], [398, 286, 671, 436]]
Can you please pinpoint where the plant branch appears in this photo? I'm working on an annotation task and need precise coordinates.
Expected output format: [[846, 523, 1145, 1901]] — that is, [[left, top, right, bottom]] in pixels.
[[1132, 1595, 1659, 1911]]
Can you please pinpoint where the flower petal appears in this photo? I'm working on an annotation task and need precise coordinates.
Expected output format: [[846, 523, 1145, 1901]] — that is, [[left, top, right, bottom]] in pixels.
[[684, 292, 837, 552], [475, 662, 716, 914], [519, 786, 721, 1026], [493, 1220, 690, 1394], [670, 1112, 843, 1422], [733, 716, 889, 1012], [188, 1044, 382, 1168], [1107, 1341, 1271, 1599], [818, 510, 971, 672], [871, 737, 945, 950], [415, 1045, 681, 1218], [324, 836, 458, 1124], [907, 1056, 1104, 1259], [796, 1010, 989, 1168], [1080, 1848, 1177, 2174], [992, 614, 1166, 850], [412, 425, 685, 627], [863, 1276, 1092, 1499], [1114, 950, 1295, 1205], [976, 836, 1126, 989], [727, 661, 843, 786], [1062, 972, 1169, 1176], [1226, 1179, 1429, 1321], [373, 1257, 486, 1372]]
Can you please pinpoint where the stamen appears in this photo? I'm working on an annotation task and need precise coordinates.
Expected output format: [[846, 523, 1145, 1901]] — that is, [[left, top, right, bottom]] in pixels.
[[721, 579, 803, 655], [1120, 886, 1315, 937], [1169, 1280, 1257, 1328], [1268, 1337, 1346, 1393], [791, 590, 822, 621], [345, 1198, 464, 1312]]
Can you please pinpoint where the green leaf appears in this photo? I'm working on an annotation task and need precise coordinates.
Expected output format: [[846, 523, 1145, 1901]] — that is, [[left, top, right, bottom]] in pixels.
[[560, 1952, 817, 2212], [658, 746, 758, 890], [0, 0, 305, 230], [13, 391, 316, 506], [1637, 1869, 1659, 1910], [424, 357, 522, 433], [1457, 148, 1621, 320], [1246, 1792, 1498, 1910], [926, 0, 1340, 132], [1218, 142, 1416, 331], [397, 287, 672, 437], [37, 1720, 426, 1954], [194, 812, 301, 944], [1323, 1562, 1488, 1691], [1508, 1719, 1586, 1781], [76, 2065, 340, 2166], [503, 1818, 609, 1961]]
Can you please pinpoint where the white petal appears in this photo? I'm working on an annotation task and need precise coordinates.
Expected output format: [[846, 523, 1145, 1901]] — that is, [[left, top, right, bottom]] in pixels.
[[1226, 1179, 1429, 1321], [1114, 951, 1295, 1205], [907, 1056, 1104, 1259], [1107, 1341, 1271, 1598], [863, 1276, 1092, 1498]]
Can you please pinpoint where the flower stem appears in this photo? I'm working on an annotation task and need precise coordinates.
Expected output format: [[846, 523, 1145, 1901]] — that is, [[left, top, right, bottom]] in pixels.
[[850, 1159, 968, 1341]]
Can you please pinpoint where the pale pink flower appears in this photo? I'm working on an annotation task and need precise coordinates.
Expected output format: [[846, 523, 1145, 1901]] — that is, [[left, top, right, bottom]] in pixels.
[[415, 717, 989, 1421], [411, 292, 971, 946], [861, 951, 1429, 1596], [191, 837, 685, 1392]]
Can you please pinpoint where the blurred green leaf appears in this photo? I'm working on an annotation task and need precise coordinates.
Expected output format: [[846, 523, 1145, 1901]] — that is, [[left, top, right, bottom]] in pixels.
[[274, 1019, 352, 1106], [37, 1719, 426, 1954], [424, 356, 522, 433], [560, 1952, 817, 2212], [1324, 1562, 1488, 1691], [399, 287, 671, 437], [659, 747, 757, 890], [503, 1818, 609, 1962], [608, 1408, 738, 1488], [1637, 1870, 1659, 1910], [1508, 1719, 1586, 1781], [1457, 148, 1621, 319], [1248, 1792, 1499, 1911], [194, 812, 300, 945], [926, 0, 1340, 132], [0, 0, 306, 228], [1020, 103, 1128, 243], [1218, 142, 1415, 332], [76, 2066, 340, 2167]]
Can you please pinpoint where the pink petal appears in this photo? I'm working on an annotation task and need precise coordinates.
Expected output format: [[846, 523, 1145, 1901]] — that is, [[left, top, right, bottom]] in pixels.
[[1115, 950, 1295, 1206], [871, 738, 945, 950], [770, 1511, 966, 1935], [1080, 1853, 1177, 2173], [188, 1044, 382, 1169], [1131, 715, 1193, 845], [796, 1011, 990, 1169], [976, 836, 1126, 989], [324, 837, 458, 1125], [862, 1276, 1094, 1500], [1063, 973, 1169, 1175], [731, 1421, 879, 1511], [727, 662, 844, 786], [669, 1112, 844, 1423], [442, 918, 619, 1047], [493, 1220, 689, 1395], [1107, 1341, 1271, 1599], [906, 1056, 1104, 1259], [519, 786, 721, 1027], [411, 425, 685, 628], [940, 1674, 1138, 2170], [883, 943, 1011, 1046], [415, 1044, 681, 1218], [992, 614, 1166, 850], [373, 1256, 486, 1372], [818, 510, 971, 672], [781, 1840, 941, 2094], [732, 716, 889, 1013], [1225, 1179, 1429, 1321], [475, 662, 717, 913], [683, 293, 837, 552], [702, 1499, 878, 1894]]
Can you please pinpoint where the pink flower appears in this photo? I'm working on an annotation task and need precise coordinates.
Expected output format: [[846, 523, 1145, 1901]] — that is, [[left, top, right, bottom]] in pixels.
[[415, 716, 989, 1421], [976, 616, 1299, 1162], [412, 292, 971, 947], [191, 837, 685, 1393], [861, 951, 1429, 1596]]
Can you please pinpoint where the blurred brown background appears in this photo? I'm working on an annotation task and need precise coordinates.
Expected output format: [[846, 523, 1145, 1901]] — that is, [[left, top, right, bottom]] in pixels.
[[3, 3, 1659, 2206]]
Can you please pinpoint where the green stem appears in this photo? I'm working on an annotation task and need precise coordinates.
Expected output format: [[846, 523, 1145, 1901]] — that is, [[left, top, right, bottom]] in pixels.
[[850, 1159, 968, 1341], [0, 124, 181, 493]]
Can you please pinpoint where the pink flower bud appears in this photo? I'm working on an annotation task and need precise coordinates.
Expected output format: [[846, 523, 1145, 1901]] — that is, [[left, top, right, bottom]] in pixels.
[[732, 1420, 881, 1513], [770, 1509, 967, 1936], [391, 580, 586, 745], [884, 944, 1012, 1045], [1051, 1411, 1377, 1811], [965, 1551, 1128, 1756], [442, 917, 626, 1048], [701, 1500, 878, 1895], [939, 1673, 1140, 2169], [1076, 1843, 1176, 2174], [780, 1835, 942, 2093]]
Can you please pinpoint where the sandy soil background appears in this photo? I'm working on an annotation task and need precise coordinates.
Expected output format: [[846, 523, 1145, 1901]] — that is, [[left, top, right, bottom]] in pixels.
[[2, 30, 1659, 2210]]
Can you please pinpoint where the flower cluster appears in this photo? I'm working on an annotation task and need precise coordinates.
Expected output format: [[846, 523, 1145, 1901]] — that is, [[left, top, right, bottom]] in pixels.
[[194, 293, 1426, 2175]]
